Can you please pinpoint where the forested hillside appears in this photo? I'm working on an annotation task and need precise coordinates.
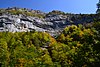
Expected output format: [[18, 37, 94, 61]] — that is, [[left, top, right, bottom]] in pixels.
[[0, 21, 100, 67]]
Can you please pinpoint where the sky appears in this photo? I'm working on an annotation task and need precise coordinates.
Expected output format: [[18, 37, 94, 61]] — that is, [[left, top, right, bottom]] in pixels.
[[0, 0, 99, 14]]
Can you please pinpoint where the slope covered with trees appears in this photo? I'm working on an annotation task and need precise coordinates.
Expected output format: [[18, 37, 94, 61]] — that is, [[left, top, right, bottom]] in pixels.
[[0, 21, 100, 67]]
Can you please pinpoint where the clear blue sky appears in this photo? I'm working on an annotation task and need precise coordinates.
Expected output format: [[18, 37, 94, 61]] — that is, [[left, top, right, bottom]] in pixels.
[[0, 0, 98, 14]]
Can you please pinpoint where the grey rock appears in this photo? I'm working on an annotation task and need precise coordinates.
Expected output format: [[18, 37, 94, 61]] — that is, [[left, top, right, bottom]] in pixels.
[[0, 8, 97, 36]]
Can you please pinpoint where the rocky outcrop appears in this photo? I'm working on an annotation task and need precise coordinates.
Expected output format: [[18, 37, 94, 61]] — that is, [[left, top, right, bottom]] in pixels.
[[0, 13, 67, 36], [0, 7, 99, 36]]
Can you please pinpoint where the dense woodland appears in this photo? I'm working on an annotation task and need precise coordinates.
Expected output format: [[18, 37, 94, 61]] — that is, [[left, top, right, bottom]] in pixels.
[[0, 7, 100, 67], [0, 21, 100, 67]]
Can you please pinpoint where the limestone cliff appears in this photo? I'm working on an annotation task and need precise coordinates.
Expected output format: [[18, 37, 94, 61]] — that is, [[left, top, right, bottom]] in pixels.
[[0, 7, 99, 36]]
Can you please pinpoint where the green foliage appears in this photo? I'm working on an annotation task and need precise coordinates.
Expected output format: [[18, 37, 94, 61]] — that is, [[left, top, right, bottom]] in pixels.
[[4, 9, 45, 18], [92, 22, 100, 32], [0, 31, 55, 67], [0, 24, 100, 67], [47, 10, 66, 15], [49, 42, 72, 67], [57, 25, 100, 66], [0, 39, 10, 67]]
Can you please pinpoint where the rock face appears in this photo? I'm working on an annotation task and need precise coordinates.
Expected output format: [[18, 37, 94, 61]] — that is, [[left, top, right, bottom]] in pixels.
[[0, 14, 67, 36], [0, 7, 99, 36]]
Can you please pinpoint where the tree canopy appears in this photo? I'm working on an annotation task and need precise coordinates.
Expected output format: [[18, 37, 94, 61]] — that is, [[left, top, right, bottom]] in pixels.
[[0, 22, 100, 67]]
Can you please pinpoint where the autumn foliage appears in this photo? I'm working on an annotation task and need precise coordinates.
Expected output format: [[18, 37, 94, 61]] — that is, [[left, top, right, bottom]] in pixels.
[[0, 23, 100, 67]]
